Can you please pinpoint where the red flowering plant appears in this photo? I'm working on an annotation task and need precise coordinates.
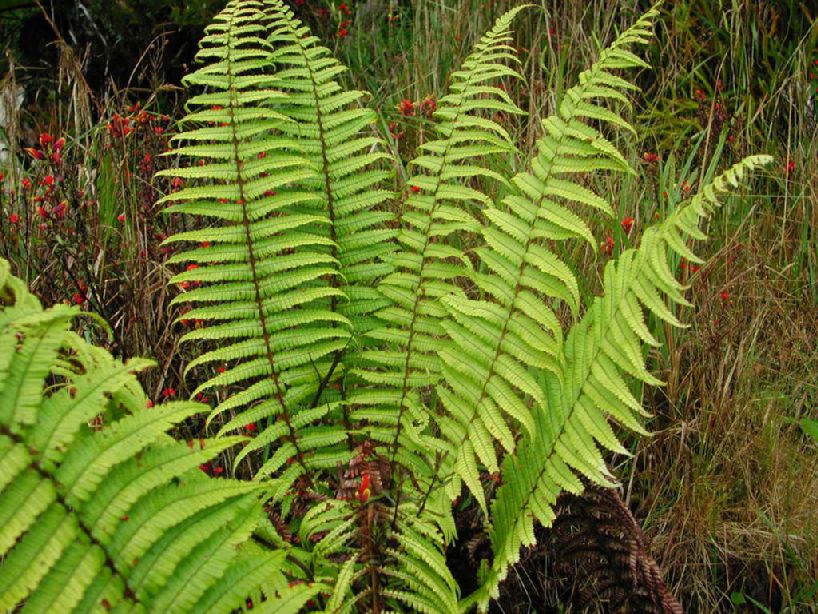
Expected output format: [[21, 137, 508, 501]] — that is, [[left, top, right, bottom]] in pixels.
[[0, 96, 214, 416]]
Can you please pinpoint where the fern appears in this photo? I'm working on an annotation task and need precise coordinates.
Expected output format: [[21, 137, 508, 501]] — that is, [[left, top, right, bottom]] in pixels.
[[263, 0, 396, 335], [342, 11, 528, 612], [0, 2, 774, 612], [350, 2, 527, 509], [0, 259, 287, 613], [160, 0, 366, 496]]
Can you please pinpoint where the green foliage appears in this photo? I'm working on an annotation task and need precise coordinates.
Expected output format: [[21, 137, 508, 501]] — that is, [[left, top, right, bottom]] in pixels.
[[0, 259, 287, 613], [0, 0, 773, 612]]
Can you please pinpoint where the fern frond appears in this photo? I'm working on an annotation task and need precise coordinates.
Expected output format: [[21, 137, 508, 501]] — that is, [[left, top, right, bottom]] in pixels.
[[433, 6, 658, 517], [262, 0, 396, 337], [0, 258, 284, 613], [350, 4, 528, 504], [162, 0, 356, 490], [479, 155, 772, 608], [382, 502, 460, 614]]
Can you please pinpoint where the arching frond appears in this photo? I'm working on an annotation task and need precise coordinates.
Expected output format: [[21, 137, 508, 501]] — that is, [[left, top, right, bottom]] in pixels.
[[478, 155, 772, 610], [434, 5, 658, 517]]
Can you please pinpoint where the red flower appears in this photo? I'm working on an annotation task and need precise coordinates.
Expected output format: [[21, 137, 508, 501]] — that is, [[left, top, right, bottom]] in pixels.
[[25, 147, 45, 161], [421, 96, 436, 117], [245, 422, 258, 433], [784, 158, 795, 176], [54, 137, 65, 150], [146, 400, 155, 408], [42, 175, 55, 187], [72, 292, 84, 304], [719, 291, 730, 302], [600, 236, 615, 256], [9, 213, 19, 224], [357, 473, 371, 503], [398, 98, 415, 117], [621, 216, 635, 234], [22, 178, 31, 190], [36, 206, 48, 219], [642, 152, 660, 164], [338, 28, 349, 37], [212, 466, 224, 475], [162, 387, 176, 398], [388, 121, 403, 140], [53, 200, 67, 219], [39, 133, 53, 147], [410, 185, 421, 193], [117, 213, 126, 223]]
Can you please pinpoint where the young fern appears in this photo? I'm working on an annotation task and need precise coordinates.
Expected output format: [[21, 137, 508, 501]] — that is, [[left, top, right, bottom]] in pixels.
[[0, 259, 287, 613]]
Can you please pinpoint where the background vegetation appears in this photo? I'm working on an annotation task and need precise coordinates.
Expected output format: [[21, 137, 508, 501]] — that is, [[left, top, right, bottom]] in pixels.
[[1, 0, 815, 610]]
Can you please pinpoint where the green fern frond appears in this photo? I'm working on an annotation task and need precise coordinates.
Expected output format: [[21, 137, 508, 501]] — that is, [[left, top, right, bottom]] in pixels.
[[332, 10, 530, 608], [433, 6, 658, 516], [350, 4, 528, 504], [262, 0, 396, 336], [479, 154, 772, 609], [162, 0, 357, 491], [0, 258, 284, 613], [381, 502, 460, 614]]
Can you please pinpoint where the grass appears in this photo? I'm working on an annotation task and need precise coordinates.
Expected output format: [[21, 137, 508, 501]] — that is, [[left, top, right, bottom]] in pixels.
[[1, 0, 816, 610]]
